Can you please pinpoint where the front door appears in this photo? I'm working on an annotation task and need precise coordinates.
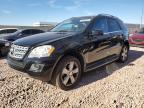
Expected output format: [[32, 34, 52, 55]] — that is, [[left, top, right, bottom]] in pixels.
[[84, 17, 111, 64]]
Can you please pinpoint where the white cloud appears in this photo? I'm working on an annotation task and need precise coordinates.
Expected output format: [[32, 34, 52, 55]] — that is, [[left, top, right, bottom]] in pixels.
[[65, 1, 80, 11], [1, 10, 12, 14], [65, 0, 91, 11], [73, 0, 91, 6], [47, 0, 61, 8], [48, 0, 56, 6]]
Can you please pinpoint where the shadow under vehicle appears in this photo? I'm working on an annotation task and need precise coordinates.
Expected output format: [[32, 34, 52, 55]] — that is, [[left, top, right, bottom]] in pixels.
[[77, 49, 144, 88]]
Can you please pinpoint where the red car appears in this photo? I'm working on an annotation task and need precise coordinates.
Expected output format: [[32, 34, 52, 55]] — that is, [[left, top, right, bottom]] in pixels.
[[129, 30, 144, 47]]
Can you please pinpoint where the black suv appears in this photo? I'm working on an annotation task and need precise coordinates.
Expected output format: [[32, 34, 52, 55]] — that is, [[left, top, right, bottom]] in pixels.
[[0, 29, 44, 56], [7, 14, 129, 90]]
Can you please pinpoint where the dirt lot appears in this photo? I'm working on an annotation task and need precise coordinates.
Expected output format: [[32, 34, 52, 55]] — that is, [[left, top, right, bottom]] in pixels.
[[0, 47, 144, 108]]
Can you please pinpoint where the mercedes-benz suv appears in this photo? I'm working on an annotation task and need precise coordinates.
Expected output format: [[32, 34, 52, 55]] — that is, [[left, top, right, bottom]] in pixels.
[[7, 14, 129, 90]]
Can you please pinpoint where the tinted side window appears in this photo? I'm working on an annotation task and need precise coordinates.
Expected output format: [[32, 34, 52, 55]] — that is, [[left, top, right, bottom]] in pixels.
[[92, 17, 108, 33], [31, 30, 43, 34], [108, 18, 121, 32], [7, 29, 17, 33], [22, 30, 32, 35], [31, 30, 37, 34], [0, 30, 7, 34]]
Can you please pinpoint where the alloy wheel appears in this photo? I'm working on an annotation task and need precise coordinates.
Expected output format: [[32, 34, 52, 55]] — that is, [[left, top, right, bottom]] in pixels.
[[61, 61, 79, 86], [121, 46, 128, 61]]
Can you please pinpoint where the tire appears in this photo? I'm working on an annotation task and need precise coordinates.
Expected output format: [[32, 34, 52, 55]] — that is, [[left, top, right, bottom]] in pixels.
[[118, 45, 129, 63], [0, 50, 2, 57], [51, 56, 82, 90]]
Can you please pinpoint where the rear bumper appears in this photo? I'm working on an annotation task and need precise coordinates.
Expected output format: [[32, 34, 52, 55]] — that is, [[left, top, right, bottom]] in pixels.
[[7, 56, 57, 81]]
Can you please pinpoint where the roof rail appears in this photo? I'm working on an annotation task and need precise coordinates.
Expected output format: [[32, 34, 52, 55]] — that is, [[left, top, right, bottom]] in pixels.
[[97, 14, 119, 19]]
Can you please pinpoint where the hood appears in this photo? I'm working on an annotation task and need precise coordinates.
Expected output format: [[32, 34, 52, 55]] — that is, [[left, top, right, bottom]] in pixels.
[[14, 32, 77, 47]]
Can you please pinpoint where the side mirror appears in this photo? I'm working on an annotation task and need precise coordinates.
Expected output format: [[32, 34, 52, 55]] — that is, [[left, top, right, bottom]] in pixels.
[[90, 30, 104, 36]]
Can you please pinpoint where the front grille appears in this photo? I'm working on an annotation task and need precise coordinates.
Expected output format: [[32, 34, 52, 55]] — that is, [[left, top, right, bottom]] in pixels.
[[133, 39, 144, 43], [9, 44, 29, 59]]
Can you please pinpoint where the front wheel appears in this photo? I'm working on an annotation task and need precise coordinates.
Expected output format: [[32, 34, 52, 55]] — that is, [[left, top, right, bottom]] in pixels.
[[51, 56, 82, 90], [118, 45, 129, 63]]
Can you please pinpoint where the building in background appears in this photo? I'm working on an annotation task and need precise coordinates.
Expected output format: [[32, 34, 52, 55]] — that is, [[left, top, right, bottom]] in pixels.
[[33, 22, 57, 27], [126, 23, 140, 33], [0, 23, 143, 34], [0, 23, 55, 32]]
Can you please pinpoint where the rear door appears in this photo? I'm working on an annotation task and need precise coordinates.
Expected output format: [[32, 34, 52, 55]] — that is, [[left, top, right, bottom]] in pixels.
[[107, 18, 123, 56]]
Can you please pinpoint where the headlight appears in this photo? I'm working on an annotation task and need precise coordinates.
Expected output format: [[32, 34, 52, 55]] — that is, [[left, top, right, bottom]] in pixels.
[[28, 45, 55, 58]]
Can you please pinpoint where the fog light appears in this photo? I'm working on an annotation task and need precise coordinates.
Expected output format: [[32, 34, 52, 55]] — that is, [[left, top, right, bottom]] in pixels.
[[29, 64, 44, 72]]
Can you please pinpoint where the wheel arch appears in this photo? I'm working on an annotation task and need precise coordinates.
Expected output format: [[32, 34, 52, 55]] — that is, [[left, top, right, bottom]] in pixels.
[[124, 40, 129, 50], [51, 49, 86, 81]]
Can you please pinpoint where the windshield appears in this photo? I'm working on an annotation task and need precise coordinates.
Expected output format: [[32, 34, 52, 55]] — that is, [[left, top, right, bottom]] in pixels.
[[51, 17, 93, 32]]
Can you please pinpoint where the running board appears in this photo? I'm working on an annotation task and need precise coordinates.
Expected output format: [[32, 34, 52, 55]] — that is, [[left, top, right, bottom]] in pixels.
[[85, 58, 118, 72]]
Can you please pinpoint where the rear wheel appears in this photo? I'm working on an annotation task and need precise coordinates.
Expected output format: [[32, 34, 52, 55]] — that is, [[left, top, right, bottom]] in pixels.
[[51, 56, 82, 90], [118, 45, 129, 63]]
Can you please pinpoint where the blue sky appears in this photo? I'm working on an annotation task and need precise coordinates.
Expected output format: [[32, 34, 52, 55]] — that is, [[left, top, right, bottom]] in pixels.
[[0, 0, 143, 25]]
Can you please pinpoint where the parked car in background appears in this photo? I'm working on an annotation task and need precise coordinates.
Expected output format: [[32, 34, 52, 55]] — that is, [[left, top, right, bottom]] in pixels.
[[0, 29, 45, 56], [129, 28, 144, 47], [7, 14, 129, 90], [0, 28, 18, 35]]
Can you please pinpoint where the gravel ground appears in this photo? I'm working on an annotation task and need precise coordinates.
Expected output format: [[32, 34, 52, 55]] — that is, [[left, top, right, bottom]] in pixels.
[[0, 47, 144, 108]]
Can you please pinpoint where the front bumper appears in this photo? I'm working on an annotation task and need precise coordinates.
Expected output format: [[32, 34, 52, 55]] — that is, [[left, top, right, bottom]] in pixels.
[[7, 55, 57, 81]]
